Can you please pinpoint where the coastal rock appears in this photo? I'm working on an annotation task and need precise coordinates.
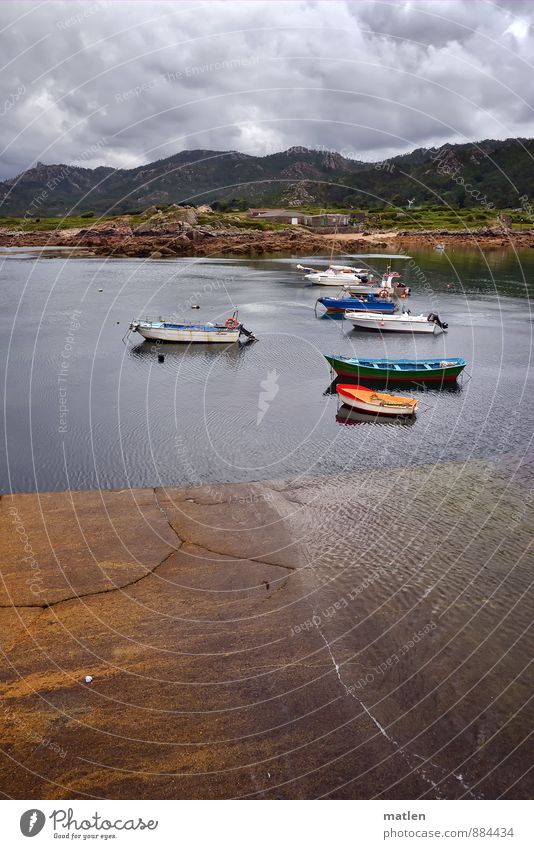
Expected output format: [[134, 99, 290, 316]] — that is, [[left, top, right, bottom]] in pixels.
[[0, 469, 532, 799], [0, 488, 178, 606], [2, 223, 534, 257], [133, 221, 187, 237], [78, 217, 133, 239], [133, 207, 198, 236]]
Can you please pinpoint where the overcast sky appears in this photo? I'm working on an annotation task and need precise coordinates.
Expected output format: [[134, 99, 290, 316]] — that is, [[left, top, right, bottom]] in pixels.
[[0, 0, 533, 178]]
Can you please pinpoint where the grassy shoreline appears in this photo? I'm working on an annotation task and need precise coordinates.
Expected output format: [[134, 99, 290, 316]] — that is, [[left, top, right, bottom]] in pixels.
[[1, 205, 533, 258], [1, 205, 533, 233]]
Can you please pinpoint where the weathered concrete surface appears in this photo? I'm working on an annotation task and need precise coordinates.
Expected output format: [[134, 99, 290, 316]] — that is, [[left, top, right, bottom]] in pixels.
[[155, 483, 307, 571], [0, 488, 179, 606], [0, 468, 532, 799]]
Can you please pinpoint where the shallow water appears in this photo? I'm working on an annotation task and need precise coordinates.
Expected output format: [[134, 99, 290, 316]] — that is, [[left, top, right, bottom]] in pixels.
[[271, 455, 533, 798], [0, 247, 532, 494]]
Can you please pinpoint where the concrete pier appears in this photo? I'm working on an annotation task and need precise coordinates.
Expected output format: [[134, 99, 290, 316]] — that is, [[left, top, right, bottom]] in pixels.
[[1, 466, 532, 799]]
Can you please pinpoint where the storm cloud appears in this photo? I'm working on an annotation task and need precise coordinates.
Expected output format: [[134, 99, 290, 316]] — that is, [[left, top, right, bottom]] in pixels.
[[1, 0, 534, 178]]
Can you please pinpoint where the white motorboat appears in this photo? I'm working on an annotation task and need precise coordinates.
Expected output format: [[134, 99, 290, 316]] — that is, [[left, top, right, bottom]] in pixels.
[[128, 312, 256, 343], [344, 310, 448, 334], [297, 263, 376, 286]]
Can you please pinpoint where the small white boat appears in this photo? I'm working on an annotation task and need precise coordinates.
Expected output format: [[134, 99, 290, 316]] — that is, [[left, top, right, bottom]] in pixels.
[[128, 312, 256, 343], [345, 310, 448, 334], [297, 263, 376, 286]]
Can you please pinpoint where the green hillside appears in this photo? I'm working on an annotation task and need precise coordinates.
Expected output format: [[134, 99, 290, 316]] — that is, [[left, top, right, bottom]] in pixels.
[[1, 139, 533, 217]]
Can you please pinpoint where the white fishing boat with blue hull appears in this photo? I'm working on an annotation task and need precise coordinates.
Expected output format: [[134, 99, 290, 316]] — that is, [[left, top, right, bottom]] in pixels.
[[345, 310, 448, 334], [128, 312, 256, 344]]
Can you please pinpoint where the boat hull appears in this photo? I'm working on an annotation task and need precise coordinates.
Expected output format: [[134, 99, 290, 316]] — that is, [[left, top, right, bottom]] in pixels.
[[345, 312, 439, 333], [133, 324, 240, 343], [325, 355, 466, 383], [319, 297, 396, 314], [306, 273, 371, 286], [336, 405, 416, 426], [337, 385, 416, 417]]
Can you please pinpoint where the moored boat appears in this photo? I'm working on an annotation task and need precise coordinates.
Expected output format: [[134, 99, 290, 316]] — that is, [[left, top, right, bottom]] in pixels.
[[297, 263, 375, 285], [297, 262, 411, 296], [317, 291, 398, 314], [375, 271, 411, 298], [128, 312, 256, 344], [345, 310, 448, 333], [336, 384, 417, 417], [324, 355, 467, 383], [326, 270, 411, 297]]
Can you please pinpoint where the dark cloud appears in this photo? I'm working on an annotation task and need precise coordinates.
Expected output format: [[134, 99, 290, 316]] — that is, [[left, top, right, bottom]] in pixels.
[[1, 0, 533, 178]]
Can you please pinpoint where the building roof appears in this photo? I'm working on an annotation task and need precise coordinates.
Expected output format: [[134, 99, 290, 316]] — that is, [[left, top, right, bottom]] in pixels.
[[308, 212, 349, 219], [248, 208, 306, 217]]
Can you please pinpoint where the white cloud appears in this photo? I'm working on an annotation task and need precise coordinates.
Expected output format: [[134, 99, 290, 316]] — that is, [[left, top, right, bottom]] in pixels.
[[503, 18, 529, 40], [0, 0, 533, 177]]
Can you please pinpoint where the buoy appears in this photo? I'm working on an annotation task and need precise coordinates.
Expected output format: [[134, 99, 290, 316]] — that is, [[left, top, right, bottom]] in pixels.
[[158, 353, 165, 363]]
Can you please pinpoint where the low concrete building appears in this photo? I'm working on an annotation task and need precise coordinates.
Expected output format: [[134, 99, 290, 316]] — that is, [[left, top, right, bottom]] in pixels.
[[307, 213, 351, 227], [248, 208, 310, 225], [248, 209, 351, 227]]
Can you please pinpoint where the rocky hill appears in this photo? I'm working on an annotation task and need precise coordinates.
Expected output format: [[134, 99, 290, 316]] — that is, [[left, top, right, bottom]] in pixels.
[[1, 138, 534, 216]]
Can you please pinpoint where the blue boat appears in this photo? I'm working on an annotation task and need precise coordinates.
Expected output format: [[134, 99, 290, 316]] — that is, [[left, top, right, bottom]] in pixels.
[[316, 292, 397, 315]]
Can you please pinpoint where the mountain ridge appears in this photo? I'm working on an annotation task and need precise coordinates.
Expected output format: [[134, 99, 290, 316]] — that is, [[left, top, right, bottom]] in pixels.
[[1, 138, 533, 216]]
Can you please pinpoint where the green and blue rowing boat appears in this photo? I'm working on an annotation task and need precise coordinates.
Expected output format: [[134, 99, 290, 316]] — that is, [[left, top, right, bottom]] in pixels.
[[325, 354, 467, 383]]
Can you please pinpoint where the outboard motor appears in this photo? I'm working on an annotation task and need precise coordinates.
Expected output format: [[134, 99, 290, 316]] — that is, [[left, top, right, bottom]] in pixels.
[[239, 325, 257, 342], [427, 313, 448, 330]]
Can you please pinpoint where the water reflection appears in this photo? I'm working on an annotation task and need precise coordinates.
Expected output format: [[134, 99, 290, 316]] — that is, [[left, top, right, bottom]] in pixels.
[[325, 377, 463, 394], [128, 340, 250, 366], [335, 404, 417, 427]]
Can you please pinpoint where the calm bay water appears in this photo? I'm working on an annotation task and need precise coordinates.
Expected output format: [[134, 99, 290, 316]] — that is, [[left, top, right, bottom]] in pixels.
[[1, 247, 533, 494]]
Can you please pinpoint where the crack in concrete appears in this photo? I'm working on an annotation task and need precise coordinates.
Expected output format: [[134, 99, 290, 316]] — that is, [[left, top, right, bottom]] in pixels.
[[314, 621, 444, 799], [152, 487, 182, 538], [153, 489, 297, 573], [0, 548, 182, 613], [313, 617, 480, 800]]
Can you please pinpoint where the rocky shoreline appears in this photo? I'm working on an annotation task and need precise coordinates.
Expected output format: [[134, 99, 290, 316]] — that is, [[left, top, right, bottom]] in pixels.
[[1, 464, 532, 799], [1, 209, 534, 259]]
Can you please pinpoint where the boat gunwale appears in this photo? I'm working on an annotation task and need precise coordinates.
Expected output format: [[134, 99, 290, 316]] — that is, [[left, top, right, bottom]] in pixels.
[[134, 320, 231, 331], [325, 354, 466, 370], [344, 310, 430, 322]]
